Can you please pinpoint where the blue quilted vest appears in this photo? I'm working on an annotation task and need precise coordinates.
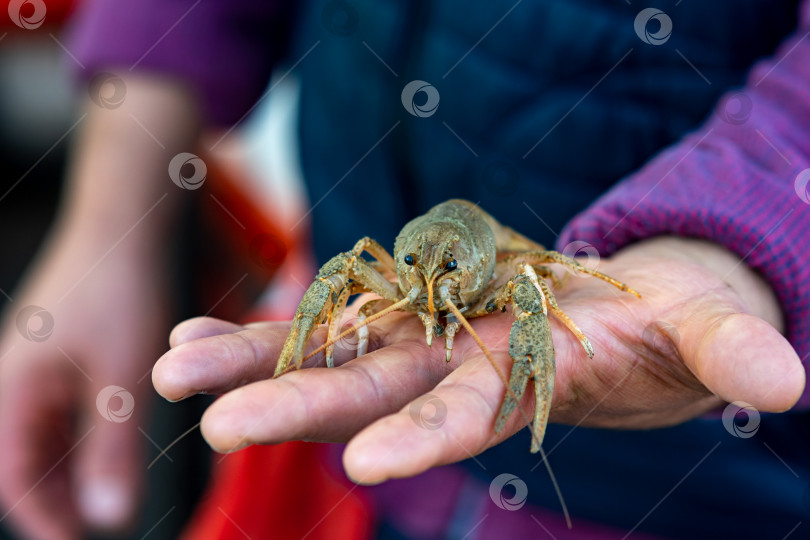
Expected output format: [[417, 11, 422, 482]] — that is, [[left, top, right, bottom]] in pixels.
[[285, 1, 804, 537]]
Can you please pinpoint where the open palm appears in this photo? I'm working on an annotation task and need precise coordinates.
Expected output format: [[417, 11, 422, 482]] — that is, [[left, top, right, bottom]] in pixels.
[[152, 237, 803, 484]]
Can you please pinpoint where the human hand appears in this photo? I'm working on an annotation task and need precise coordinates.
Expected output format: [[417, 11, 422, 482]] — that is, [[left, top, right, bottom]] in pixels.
[[153, 236, 804, 485], [0, 229, 171, 540], [0, 72, 198, 539]]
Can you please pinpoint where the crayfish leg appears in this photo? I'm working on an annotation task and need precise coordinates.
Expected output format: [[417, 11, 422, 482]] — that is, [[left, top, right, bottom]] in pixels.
[[535, 273, 594, 359], [356, 298, 394, 357], [418, 312, 436, 347], [443, 313, 461, 363], [530, 250, 641, 298], [325, 285, 354, 368]]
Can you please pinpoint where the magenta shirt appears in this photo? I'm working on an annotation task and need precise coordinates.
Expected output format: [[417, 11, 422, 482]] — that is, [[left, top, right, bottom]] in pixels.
[[66, 0, 293, 125]]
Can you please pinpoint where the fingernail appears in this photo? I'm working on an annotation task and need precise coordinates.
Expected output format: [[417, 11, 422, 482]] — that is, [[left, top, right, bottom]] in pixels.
[[79, 479, 132, 528], [166, 391, 199, 403]]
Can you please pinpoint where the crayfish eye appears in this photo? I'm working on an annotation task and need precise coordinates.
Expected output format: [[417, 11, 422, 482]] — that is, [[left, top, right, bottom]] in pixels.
[[404, 254, 415, 266], [445, 259, 458, 270]]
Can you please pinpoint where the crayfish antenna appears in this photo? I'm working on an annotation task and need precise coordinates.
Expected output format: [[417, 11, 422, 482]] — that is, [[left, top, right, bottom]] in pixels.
[[301, 296, 412, 363], [536, 444, 572, 529], [443, 299, 572, 529]]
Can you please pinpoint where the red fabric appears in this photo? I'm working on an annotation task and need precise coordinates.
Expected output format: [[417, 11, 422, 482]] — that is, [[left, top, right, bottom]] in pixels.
[[179, 151, 372, 540], [193, 156, 290, 321], [180, 443, 374, 540]]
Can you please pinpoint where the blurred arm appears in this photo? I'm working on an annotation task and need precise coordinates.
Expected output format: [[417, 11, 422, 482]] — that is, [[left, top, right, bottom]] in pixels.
[[56, 74, 200, 259], [58, 74, 197, 246], [0, 74, 202, 540]]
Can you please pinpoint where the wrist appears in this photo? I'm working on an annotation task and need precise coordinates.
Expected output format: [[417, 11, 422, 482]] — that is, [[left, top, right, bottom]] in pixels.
[[55, 73, 201, 258], [617, 236, 784, 332], [49, 197, 180, 266]]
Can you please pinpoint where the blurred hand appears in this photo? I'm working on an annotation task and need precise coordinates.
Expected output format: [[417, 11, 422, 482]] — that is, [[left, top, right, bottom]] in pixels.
[[153, 236, 804, 485], [0, 73, 197, 540], [0, 227, 171, 540]]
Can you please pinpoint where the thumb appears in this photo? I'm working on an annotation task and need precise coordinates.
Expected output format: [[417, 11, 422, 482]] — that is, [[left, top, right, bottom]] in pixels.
[[678, 310, 805, 412], [76, 384, 143, 531]]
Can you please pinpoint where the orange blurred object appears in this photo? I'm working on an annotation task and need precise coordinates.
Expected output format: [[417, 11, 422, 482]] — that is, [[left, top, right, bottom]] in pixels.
[[193, 155, 291, 320]]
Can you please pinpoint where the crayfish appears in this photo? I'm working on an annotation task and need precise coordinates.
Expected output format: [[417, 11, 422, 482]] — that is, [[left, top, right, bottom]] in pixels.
[[274, 199, 640, 452]]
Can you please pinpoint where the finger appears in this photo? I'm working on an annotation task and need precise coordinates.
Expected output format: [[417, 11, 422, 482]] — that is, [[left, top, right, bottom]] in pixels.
[[155, 324, 296, 401], [680, 310, 805, 412], [0, 358, 82, 540], [154, 311, 403, 401], [75, 424, 143, 531], [169, 317, 246, 347], [342, 347, 535, 485], [75, 383, 145, 532], [199, 340, 448, 453]]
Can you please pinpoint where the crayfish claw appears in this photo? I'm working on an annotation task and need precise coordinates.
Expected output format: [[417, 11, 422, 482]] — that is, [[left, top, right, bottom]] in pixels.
[[498, 274, 557, 452], [274, 273, 337, 377], [275, 312, 319, 377]]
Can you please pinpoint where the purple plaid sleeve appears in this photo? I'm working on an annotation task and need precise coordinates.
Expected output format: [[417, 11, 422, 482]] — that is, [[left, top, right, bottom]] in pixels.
[[65, 0, 290, 125], [559, 2, 810, 407]]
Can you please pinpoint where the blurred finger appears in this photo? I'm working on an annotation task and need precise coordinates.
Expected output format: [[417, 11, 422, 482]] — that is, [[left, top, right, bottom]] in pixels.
[[75, 405, 144, 532], [0, 357, 81, 540]]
